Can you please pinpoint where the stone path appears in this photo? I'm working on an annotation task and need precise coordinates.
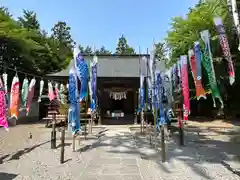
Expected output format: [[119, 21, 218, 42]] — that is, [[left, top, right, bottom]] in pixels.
[[79, 128, 143, 180], [0, 124, 240, 180]]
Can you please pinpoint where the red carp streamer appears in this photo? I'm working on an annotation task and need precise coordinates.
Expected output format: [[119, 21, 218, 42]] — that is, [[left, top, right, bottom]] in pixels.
[[180, 55, 190, 121]]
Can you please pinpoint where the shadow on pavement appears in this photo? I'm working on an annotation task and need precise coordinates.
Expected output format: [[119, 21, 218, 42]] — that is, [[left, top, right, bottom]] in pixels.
[[75, 125, 240, 179], [0, 140, 50, 164], [221, 160, 240, 176], [0, 172, 18, 180], [56, 142, 72, 149]]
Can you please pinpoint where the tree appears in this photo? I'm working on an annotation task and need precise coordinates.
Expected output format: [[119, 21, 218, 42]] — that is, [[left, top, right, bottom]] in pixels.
[[51, 21, 75, 50], [0, 6, 11, 17], [51, 21, 75, 68], [154, 42, 168, 62], [78, 44, 85, 54], [96, 46, 111, 55], [165, 0, 231, 63], [18, 9, 40, 30], [41, 30, 48, 37], [78, 45, 92, 55], [126, 47, 135, 55], [84, 45, 93, 55], [78, 45, 112, 55], [116, 35, 135, 55], [0, 8, 72, 75], [163, 0, 240, 117]]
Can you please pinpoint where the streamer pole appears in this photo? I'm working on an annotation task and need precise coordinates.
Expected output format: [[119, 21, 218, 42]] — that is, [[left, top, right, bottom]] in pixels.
[[136, 46, 141, 125], [152, 42, 157, 148], [145, 48, 149, 129], [138, 47, 143, 133], [146, 48, 149, 111]]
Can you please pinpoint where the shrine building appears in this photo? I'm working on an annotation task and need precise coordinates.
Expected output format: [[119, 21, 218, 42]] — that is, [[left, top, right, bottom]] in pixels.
[[47, 54, 165, 125]]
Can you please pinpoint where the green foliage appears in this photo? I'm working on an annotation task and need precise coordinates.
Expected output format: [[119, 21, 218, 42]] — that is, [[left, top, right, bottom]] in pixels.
[[0, 7, 74, 75], [78, 45, 111, 55], [154, 42, 168, 64], [165, 0, 232, 63], [95, 46, 111, 55], [116, 35, 136, 55], [0, 6, 11, 17], [51, 21, 75, 50], [78, 35, 135, 56], [18, 9, 40, 30], [164, 0, 240, 73], [78, 44, 85, 54], [163, 0, 240, 116], [84, 45, 93, 55]]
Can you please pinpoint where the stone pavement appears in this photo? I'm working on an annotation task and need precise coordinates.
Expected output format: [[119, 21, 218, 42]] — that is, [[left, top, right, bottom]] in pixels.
[[78, 127, 144, 180], [0, 124, 240, 180]]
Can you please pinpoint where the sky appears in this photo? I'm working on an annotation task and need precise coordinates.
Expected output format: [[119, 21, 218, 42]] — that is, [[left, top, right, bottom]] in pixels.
[[2, 0, 198, 53]]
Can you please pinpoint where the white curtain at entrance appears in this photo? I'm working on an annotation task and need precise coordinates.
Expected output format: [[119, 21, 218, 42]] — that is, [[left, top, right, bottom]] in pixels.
[[109, 91, 127, 100]]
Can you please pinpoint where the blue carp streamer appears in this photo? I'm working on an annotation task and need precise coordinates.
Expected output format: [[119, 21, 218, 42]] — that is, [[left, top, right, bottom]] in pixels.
[[137, 88, 141, 112], [68, 67, 80, 134], [194, 41, 203, 80], [138, 74, 145, 112], [75, 52, 89, 101], [147, 78, 152, 110], [156, 72, 166, 129], [90, 59, 97, 111]]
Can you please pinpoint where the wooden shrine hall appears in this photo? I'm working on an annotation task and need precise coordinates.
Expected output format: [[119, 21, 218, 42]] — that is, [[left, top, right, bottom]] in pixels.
[[47, 54, 165, 125]]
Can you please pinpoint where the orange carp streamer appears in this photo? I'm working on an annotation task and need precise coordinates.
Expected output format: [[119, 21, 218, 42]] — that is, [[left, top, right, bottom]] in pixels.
[[10, 76, 20, 119], [188, 49, 206, 100]]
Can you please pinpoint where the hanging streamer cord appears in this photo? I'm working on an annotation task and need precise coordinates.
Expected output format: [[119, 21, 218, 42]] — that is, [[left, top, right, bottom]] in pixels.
[[0, 65, 66, 82]]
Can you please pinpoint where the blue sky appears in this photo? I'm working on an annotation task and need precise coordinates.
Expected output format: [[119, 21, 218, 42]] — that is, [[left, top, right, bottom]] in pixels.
[[2, 0, 198, 53]]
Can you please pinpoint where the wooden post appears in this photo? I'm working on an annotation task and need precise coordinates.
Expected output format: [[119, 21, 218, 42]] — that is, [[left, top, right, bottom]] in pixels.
[[149, 132, 152, 145], [173, 90, 184, 146], [98, 90, 101, 125], [88, 117, 91, 134], [50, 110, 57, 149], [89, 116, 91, 134], [161, 125, 166, 162], [48, 102, 59, 149], [140, 112, 142, 134], [140, 110, 144, 134], [84, 122, 87, 140], [176, 91, 184, 146], [88, 113, 92, 135], [178, 110, 184, 146], [60, 127, 65, 164], [72, 134, 76, 152], [90, 114, 93, 134], [154, 108, 157, 148], [98, 109, 102, 125]]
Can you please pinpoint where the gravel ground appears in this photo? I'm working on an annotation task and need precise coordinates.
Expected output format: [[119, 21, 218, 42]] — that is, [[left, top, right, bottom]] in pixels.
[[130, 124, 240, 180], [0, 124, 239, 180]]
